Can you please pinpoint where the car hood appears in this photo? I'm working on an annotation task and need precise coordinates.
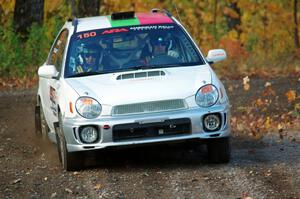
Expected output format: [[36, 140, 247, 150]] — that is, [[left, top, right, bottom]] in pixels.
[[65, 65, 212, 106]]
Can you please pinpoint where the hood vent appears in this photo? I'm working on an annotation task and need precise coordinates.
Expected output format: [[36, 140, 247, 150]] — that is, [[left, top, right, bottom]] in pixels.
[[116, 70, 166, 80]]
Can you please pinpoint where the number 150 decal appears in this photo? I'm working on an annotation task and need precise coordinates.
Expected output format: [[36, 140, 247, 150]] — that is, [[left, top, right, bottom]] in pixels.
[[77, 31, 97, 39]]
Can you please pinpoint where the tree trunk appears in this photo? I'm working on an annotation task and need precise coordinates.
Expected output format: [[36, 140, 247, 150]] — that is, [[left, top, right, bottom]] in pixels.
[[213, 0, 218, 42], [224, 1, 241, 38], [13, 0, 44, 36], [68, 0, 77, 18], [77, 0, 100, 17], [294, 0, 299, 48]]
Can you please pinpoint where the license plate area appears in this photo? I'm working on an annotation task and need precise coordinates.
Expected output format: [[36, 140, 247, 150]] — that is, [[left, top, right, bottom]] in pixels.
[[113, 118, 191, 142]]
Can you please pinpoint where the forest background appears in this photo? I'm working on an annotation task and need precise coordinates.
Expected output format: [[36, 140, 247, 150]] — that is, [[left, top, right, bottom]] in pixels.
[[0, 0, 299, 84]]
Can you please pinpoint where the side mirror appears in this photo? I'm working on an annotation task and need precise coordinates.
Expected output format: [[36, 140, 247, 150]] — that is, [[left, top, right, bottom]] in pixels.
[[38, 65, 59, 79], [206, 49, 227, 64]]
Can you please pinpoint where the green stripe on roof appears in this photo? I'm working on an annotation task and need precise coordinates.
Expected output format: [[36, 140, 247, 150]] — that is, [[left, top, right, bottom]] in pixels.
[[108, 16, 140, 27]]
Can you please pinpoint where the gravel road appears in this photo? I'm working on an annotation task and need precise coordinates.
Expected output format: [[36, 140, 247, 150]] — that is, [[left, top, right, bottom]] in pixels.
[[0, 78, 299, 199]]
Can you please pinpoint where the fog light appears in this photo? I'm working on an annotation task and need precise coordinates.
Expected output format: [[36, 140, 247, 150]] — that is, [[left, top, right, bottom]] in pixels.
[[203, 114, 221, 132], [79, 126, 98, 143]]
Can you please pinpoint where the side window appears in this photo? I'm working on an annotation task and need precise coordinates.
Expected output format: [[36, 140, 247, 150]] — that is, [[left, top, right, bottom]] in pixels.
[[48, 30, 69, 72]]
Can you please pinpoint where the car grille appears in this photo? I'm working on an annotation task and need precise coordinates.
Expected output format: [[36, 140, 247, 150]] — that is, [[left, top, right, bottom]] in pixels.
[[112, 99, 187, 116], [113, 118, 191, 141]]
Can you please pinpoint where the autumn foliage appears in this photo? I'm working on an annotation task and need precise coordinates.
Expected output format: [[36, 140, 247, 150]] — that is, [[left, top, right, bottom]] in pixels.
[[0, 0, 299, 78]]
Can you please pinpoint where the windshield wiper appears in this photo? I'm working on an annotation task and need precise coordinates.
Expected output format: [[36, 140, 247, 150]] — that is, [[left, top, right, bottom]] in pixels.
[[127, 65, 158, 70], [129, 64, 184, 70], [158, 64, 183, 68], [126, 64, 180, 71], [68, 71, 105, 78]]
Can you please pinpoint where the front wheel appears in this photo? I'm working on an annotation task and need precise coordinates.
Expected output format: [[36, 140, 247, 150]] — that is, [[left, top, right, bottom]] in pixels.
[[56, 114, 84, 171], [207, 137, 231, 163]]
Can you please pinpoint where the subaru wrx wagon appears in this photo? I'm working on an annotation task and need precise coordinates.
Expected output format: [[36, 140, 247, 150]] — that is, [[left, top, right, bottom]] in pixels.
[[35, 10, 231, 171]]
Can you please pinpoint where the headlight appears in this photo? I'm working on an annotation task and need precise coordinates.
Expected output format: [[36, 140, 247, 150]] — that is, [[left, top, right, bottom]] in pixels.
[[75, 97, 101, 119], [195, 84, 219, 107]]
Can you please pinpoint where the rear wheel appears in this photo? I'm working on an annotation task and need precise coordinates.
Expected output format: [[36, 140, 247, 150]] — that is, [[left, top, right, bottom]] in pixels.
[[207, 137, 231, 163], [56, 113, 84, 171]]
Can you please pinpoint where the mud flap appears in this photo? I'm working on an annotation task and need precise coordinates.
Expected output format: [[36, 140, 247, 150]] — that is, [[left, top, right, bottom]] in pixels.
[[54, 121, 59, 131], [35, 106, 41, 134]]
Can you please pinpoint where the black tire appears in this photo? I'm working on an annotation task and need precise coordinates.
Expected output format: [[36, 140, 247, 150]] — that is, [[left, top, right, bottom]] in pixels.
[[207, 137, 231, 163], [35, 103, 49, 140], [56, 113, 84, 171]]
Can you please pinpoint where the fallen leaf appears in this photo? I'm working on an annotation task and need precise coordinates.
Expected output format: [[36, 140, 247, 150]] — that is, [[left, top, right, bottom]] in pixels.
[[264, 81, 272, 87], [255, 98, 264, 107], [73, 171, 79, 175], [277, 123, 284, 132], [285, 90, 296, 103], [264, 116, 271, 129], [11, 178, 21, 184], [243, 76, 250, 91], [265, 169, 272, 177], [65, 188, 73, 194], [50, 192, 57, 198], [243, 76, 250, 85], [94, 183, 102, 190]]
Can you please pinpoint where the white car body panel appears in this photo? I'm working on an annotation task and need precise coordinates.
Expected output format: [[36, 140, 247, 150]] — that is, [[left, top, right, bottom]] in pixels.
[[36, 12, 230, 154], [65, 65, 211, 107]]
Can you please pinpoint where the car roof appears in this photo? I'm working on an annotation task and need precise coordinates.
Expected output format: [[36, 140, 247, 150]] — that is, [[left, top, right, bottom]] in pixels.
[[65, 12, 175, 33]]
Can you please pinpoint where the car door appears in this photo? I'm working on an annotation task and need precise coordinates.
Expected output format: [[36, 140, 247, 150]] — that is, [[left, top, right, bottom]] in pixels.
[[40, 29, 69, 131]]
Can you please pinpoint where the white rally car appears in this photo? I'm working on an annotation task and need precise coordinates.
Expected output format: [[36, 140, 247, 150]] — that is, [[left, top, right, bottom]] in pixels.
[[35, 10, 230, 171]]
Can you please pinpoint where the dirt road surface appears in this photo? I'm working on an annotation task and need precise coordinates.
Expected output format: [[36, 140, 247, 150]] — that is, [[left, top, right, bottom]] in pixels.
[[0, 78, 299, 199]]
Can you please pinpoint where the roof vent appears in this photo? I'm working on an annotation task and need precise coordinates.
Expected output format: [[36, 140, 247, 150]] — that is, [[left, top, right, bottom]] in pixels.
[[111, 11, 135, 20]]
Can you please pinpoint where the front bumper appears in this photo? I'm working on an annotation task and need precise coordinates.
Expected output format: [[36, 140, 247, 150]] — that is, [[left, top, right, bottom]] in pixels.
[[62, 104, 230, 152]]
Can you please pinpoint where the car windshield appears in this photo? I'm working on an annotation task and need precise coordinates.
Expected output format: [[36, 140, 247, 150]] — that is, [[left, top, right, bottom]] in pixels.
[[65, 24, 204, 78]]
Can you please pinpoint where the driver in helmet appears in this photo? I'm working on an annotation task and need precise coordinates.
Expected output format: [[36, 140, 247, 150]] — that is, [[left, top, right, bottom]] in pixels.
[[76, 44, 99, 73], [141, 33, 180, 63]]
